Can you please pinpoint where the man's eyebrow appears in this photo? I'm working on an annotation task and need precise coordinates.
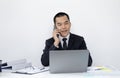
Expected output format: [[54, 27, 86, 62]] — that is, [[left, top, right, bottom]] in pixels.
[[56, 20, 69, 24], [65, 20, 69, 23]]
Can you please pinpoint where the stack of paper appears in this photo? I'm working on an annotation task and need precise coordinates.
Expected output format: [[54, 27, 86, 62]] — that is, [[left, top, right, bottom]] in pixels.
[[14, 67, 49, 75], [2, 59, 31, 70]]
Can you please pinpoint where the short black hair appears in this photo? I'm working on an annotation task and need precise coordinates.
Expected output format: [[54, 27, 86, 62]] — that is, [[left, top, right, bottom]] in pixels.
[[53, 12, 70, 24]]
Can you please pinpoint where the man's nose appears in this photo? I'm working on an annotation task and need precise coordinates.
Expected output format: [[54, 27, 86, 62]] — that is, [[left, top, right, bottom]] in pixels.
[[62, 24, 66, 28]]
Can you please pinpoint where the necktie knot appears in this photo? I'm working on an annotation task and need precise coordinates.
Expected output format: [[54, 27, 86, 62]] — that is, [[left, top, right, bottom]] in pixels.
[[62, 38, 67, 42]]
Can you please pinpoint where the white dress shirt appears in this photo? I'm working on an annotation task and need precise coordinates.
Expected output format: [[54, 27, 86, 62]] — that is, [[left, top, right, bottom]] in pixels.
[[59, 33, 70, 48]]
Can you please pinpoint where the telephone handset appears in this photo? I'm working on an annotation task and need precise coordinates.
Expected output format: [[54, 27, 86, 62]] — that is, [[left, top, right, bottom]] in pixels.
[[54, 25, 59, 38], [56, 34, 59, 38]]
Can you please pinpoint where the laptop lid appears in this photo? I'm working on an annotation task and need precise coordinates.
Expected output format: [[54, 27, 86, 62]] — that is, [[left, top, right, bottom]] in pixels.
[[49, 50, 89, 73]]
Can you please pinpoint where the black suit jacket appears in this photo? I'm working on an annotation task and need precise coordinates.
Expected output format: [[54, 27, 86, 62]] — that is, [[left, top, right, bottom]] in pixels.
[[41, 33, 92, 66]]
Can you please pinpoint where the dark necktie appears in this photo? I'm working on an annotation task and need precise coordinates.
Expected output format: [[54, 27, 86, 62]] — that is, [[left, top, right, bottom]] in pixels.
[[62, 38, 67, 50]]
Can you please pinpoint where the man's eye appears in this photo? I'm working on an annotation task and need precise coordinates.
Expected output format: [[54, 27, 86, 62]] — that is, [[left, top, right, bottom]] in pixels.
[[65, 22, 69, 25], [57, 24, 61, 26]]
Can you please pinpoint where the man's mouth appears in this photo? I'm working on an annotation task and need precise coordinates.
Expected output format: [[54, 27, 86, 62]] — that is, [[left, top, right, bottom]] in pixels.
[[61, 30, 67, 33]]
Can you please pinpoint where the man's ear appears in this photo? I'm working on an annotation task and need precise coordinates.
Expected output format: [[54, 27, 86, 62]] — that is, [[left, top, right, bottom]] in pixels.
[[70, 22, 71, 27]]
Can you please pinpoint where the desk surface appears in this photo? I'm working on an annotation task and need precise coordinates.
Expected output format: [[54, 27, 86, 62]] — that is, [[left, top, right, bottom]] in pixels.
[[1, 70, 120, 78]]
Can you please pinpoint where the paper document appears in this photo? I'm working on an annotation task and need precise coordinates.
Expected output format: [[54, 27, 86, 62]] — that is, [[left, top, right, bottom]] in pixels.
[[7, 59, 27, 66], [12, 62, 32, 70], [87, 66, 112, 72], [13, 67, 49, 75]]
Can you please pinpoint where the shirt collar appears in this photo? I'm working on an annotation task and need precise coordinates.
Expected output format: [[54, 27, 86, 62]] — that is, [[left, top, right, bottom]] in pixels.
[[59, 33, 70, 41]]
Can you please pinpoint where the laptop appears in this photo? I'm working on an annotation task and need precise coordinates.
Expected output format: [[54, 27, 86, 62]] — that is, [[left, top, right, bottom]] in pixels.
[[49, 50, 89, 73]]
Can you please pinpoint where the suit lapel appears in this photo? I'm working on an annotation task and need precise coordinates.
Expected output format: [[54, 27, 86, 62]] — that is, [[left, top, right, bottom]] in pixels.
[[68, 33, 74, 49], [58, 42, 62, 50]]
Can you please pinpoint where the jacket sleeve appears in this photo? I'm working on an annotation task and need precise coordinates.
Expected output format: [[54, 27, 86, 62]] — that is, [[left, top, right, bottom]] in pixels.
[[80, 39, 93, 66], [41, 40, 58, 66]]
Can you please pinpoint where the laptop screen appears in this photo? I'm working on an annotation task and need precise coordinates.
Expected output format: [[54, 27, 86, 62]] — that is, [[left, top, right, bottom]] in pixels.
[[49, 50, 89, 73]]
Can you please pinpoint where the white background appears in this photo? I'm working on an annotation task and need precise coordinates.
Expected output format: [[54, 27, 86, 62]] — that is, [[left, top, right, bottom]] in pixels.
[[0, 0, 120, 69]]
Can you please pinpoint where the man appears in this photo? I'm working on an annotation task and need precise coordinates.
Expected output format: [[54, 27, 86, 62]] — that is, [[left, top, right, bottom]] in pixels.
[[41, 12, 92, 66]]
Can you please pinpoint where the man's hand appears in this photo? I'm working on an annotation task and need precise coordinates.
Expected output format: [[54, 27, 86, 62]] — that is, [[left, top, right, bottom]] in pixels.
[[53, 29, 60, 48]]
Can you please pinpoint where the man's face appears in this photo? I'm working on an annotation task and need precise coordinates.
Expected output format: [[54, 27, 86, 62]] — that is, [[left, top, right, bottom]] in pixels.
[[55, 15, 71, 37]]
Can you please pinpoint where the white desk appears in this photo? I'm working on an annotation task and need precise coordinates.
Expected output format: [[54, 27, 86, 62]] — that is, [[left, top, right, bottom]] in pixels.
[[1, 70, 120, 78]]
